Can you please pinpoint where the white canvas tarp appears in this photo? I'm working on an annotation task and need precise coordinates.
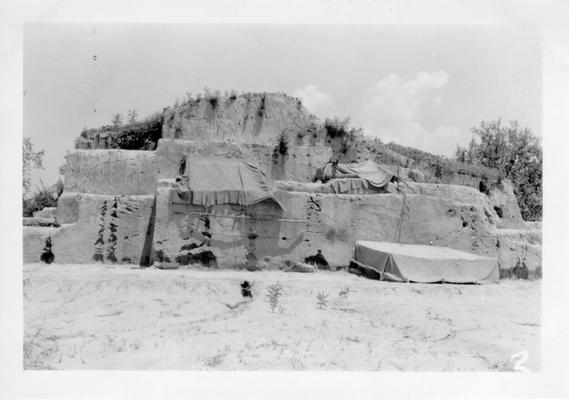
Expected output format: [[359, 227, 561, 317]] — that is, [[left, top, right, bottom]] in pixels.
[[317, 159, 396, 191], [176, 157, 283, 209], [353, 241, 499, 284], [334, 159, 395, 188]]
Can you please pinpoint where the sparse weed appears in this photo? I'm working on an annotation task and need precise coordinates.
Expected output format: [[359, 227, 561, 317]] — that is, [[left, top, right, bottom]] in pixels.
[[23, 278, 32, 300], [290, 357, 305, 370], [205, 353, 225, 368], [316, 291, 329, 310], [204, 344, 230, 368], [23, 328, 59, 370], [265, 283, 284, 313], [489, 360, 514, 371], [341, 335, 361, 343]]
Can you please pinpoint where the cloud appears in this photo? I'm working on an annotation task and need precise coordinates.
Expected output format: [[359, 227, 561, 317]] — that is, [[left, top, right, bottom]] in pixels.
[[293, 84, 332, 117], [361, 70, 448, 127], [357, 70, 469, 156], [424, 125, 472, 155], [361, 122, 470, 156]]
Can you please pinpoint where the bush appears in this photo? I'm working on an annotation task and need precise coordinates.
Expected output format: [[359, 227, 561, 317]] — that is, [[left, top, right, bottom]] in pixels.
[[272, 131, 289, 158], [23, 180, 63, 217], [386, 141, 499, 182], [116, 113, 163, 150], [208, 96, 218, 109], [75, 113, 163, 151], [324, 117, 363, 157], [455, 120, 542, 220], [325, 117, 355, 139], [258, 94, 266, 118]]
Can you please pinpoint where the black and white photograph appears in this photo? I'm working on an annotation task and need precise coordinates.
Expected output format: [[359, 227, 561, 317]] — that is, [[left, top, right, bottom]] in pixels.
[[2, 0, 569, 398]]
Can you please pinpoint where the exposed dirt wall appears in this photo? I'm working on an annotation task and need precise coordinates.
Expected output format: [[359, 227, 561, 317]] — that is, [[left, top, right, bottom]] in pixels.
[[496, 228, 542, 272], [162, 93, 321, 145], [153, 183, 499, 269], [488, 180, 525, 228], [63, 140, 332, 198], [24, 193, 155, 264], [156, 139, 332, 182], [64, 150, 160, 195]]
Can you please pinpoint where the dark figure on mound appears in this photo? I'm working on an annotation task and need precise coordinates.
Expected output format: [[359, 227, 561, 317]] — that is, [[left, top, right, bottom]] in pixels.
[[241, 281, 253, 298], [40, 236, 55, 264]]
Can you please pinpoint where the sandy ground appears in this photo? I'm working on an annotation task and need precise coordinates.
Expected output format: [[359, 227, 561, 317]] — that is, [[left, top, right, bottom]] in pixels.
[[23, 263, 541, 371]]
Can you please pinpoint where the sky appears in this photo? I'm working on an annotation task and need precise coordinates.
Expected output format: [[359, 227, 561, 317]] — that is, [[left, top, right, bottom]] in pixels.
[[24, 24, 541, 188]]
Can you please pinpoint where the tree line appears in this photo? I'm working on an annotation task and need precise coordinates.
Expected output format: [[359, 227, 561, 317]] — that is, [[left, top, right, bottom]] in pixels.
[[455, 120, 542, 221]]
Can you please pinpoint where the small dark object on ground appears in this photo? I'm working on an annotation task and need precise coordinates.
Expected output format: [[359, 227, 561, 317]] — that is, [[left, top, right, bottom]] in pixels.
[[180, 242, 201, 251], [304, 250, 329, 270], [479, 179, 490, 195], [155, 249, 171, 263], [282, 261, 315, 273], [155, 263, 179, 270], [241, 280, 252, 298], [175, 250, 217, 268], [499, 267, 513, 279], [512, 261, 529, 280], [40, 236, 54, 264], [40, 251, 54, 264], [348, 260, 381, 280]]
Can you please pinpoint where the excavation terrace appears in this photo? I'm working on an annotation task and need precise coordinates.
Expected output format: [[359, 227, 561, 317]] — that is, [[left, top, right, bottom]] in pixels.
[[23, 92, 542, 282]]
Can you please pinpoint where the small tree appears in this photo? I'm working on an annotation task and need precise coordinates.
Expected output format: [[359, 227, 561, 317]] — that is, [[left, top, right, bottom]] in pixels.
[[316, 291, 329, 310], [265, 283, 283, 313], [456, 120, 542, 220], [111, 113, 123, 129], [22, 137, 44, 196], [455, 145, 467, 163], [127, 109, 138, 124], [433, 159, 443, 180]]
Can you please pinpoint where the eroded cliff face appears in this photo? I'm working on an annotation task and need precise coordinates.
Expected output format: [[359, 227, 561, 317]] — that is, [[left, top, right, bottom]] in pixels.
[[162, 93, 324, 146], [152, 185, 500, 269]]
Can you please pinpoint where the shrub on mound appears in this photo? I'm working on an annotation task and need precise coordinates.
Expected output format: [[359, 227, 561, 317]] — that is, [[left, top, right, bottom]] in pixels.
[[76, 113, 163, 150], [23, 180, 63, 217]]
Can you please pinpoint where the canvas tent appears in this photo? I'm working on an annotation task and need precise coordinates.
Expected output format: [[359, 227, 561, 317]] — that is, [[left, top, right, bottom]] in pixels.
[[176, 157, 284, 209], [351, 241, 499, 284]]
